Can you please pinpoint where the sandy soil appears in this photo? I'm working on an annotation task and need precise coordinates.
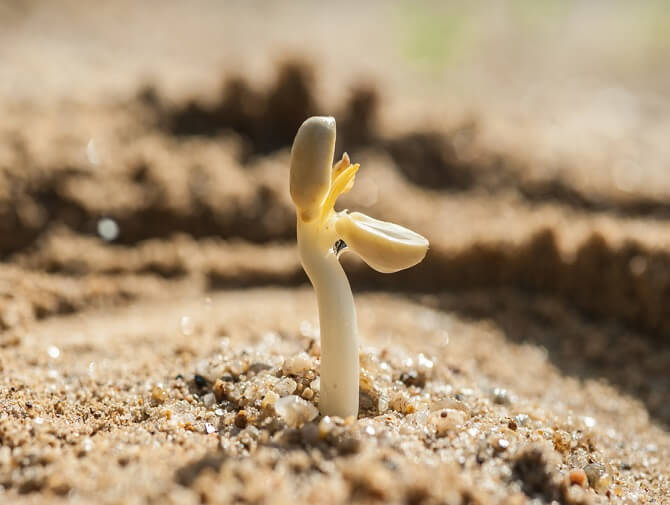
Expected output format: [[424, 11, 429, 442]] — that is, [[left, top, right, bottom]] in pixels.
[[1, 2, 670, 504]]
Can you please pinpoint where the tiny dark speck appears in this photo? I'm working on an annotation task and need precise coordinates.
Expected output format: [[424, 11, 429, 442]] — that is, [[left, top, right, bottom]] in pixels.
[[194, 374, 207, 388], [333, 239, 347, 255]]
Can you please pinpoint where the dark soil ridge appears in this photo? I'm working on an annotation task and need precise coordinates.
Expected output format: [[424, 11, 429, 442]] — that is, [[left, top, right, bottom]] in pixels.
[[9, 225, 670, 345], [354, 229, 670, 340], [0, 169, 294, 258], [3, 62, 670, 260], [156, 61, 670, 218]]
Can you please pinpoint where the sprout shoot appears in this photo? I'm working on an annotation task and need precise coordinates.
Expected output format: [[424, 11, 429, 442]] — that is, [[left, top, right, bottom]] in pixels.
[[290, 116, 429, 418]]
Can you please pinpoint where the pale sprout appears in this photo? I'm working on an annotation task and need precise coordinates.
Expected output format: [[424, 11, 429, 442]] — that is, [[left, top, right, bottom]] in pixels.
[[290, 116, 429, 418]]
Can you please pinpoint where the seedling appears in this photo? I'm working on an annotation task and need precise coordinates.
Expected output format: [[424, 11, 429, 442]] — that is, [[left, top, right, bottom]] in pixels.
[[290, 116, 429, 417]]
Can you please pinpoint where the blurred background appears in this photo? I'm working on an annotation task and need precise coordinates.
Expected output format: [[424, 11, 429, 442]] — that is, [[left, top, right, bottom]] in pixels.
[[2, 0, 670, 424]]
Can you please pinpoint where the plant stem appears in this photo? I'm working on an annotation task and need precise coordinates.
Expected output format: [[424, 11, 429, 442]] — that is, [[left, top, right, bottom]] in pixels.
[[297, 217, 359, 418]]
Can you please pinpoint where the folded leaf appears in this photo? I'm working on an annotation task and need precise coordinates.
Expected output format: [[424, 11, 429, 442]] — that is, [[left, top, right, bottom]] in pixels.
[[335, 212, 429, 273]]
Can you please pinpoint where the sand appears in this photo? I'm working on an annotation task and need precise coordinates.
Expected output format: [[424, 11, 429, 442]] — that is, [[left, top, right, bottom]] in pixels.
[[1, 2, 670, 504]]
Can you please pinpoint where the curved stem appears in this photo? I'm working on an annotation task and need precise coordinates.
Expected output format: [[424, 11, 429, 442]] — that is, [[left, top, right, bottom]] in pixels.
[[297, 218, 359, 418]]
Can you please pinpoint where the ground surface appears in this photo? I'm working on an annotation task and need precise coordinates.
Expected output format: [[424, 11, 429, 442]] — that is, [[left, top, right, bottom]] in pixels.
[[1, 2, 670, 504]]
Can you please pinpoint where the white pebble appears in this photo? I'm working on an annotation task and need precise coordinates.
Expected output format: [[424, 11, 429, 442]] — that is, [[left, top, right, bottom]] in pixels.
[[283, 352, 314, 376], [514, 413, 529, 426], [274, 395, 318, 427], [274, 378, 297, 397], [318, 416, 334, 437], [430, 409, 466, 437], [389, 391, 416, 414], [202, 393, 216, 408], [97, 218, 119, 241], [309, 377, 320, 392], [47, 346, 61, 359], [261, 391, 280, 409]]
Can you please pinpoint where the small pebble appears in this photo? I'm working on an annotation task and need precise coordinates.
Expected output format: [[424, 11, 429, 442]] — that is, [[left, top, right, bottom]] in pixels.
[[584, 462, 605, 488], [514, 414, 529, 427], [378, 395, 389, 413], [261, 390, 280, 409], [319, 416, 335, 438], [553, 430, 571, 453], [301, 387, 314, 400], [229, 359, 248, 377], [274, 395, 318, 427], [389, 391, 416, 414], [492, 388, 510, 405], [594, 473, 612, 494], [274, 378, 297, 397], [430, 409, 466, 437], [234, 410, 248, 429], [283, 352, 313, 376], [494, 438, 510, 451], [151, 386, 168, 403], [212, 379, 227, 401], [360, 369, 376, 392], [564, 485, 587, 503], [568, 468, 588, 487], [205, 423, 217, 434], [202, 392, 216, 407]]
